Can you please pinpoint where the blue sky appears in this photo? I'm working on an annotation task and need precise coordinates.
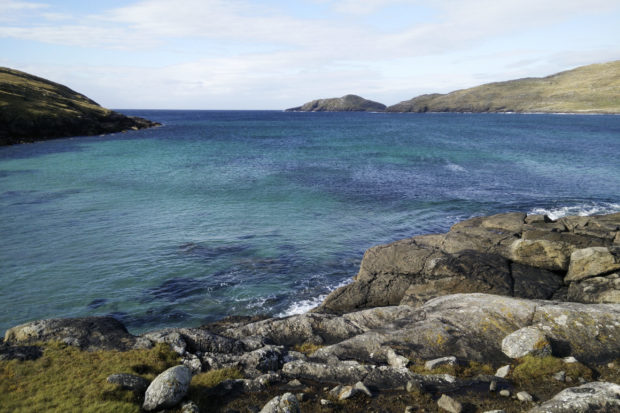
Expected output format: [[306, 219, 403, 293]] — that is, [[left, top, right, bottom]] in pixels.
[[1, 0, 619, 109]]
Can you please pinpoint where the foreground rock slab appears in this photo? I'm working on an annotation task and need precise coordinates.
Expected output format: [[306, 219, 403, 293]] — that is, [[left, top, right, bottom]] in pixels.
[[528, 381, 620, 412]]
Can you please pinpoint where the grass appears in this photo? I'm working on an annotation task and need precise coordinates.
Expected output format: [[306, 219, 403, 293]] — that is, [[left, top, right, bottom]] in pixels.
[[292, 342, 324, 355], [408, 358, 495, 378], [0, 342, 179, 413], [512, 355, 593, 386]]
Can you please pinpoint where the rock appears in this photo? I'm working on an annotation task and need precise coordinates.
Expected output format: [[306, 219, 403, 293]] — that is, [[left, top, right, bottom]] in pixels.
[[282, 359, 372, 384], [553, 371, 566, 382], [386, 348, 410, 368], [482, 411, 505, 413], [178, 328, 245, 354], [141, 330, 187, 354], [425, 356, 457, 370], [406, 380, 423, 392], [501, 326, 551, 359], [4, 317, 139, 351], [287, 379, 303, 388], [517, 391, 534, 402], [437, 394, 463, 413], [0, 344, 42, 361], [563, 356, 578, 363], [495, 365, 510, 378], [285, 94, 386, 112], [259, 392, 300, 413], [143, 365, 192, 411], [567, 273, 620, 303], [527, 381, 620, 412], [181, 401, 200, 413], [238, 345, 285, 375], [107, 373, 150, 394], [405, 407, 415, 413], [489, 380, 497, 391], [182, 353, 203, 375], [319, 399, 332, 406], [509, 239, 575, 272], [354, 381, 372, 397], [565, 247, 620, 282], [499, 389, 511, 397]]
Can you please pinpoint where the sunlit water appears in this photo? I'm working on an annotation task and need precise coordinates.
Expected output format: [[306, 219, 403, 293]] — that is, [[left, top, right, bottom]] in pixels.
[[1, 111, 619, 334]]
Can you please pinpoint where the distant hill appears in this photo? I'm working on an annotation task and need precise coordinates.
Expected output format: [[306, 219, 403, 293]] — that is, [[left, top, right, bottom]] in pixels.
[[0, 67, 159, 145], [387, 60, 620, 113], [286, 94, 386, 112]]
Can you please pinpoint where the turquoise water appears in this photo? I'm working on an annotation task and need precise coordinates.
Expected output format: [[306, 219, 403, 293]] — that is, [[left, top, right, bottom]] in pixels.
[[1, 111, 619, 334]]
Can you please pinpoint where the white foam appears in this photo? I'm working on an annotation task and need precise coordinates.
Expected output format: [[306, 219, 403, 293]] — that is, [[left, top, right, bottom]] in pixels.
[[445, 162, 466, 172], [528, 202, 620, 221], [276, 279, 351, 317]]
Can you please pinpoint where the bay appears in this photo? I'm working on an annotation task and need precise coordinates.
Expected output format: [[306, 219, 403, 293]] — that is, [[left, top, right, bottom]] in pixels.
[[1, 111, 619, 334]]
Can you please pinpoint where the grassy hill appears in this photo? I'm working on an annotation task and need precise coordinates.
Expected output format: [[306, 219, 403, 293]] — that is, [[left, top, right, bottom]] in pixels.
[[286, 94, 387, 112], [0, 67, 159, 145], [386, 60, 620, 113]]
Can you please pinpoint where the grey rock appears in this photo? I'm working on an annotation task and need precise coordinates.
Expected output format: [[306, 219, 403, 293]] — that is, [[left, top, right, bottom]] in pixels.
[[563, 356, 578, 363], [517, 391, 534, 402], [527, 381, 620, 412], [386, 347, 410, 368], [406, 380, 423, 392], [320, 399, 332, 406], [141, 330, 187, 355], [282, 359, 372, 384], [552, 371, 566, 382], [405, 407, 415, 413], [425, 356, 457, 370], [567, 273, 620, 304], [489, 380, 497, 391], [354, 381, 372, 397], [178, 327, 245, 354], [181, 401, 200, 413], [182, 353, 203, 375], [437, 394, 463, 413], [499, 389, 511, 397], [501, 327, 551, 358], [106, 373, 150, 394], [565, 247, 620, 282], [495, 365, 510, 378], [287, 379, 303, 388], [259, 392, 300, 413], [239, 345, 285, 375], [4, 317, 138, 351], [143, 365, 192, 411]]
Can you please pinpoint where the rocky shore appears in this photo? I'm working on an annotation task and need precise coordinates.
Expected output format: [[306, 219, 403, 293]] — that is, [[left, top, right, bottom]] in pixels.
[[1, 211, 619, 412]]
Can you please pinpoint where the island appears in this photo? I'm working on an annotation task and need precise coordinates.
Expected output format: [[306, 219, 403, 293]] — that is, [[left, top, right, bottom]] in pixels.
[[2, 211, 619, 412], [386, 60, 620, 113], [0, 67, 160, 146], [285, 94, 387, 112]]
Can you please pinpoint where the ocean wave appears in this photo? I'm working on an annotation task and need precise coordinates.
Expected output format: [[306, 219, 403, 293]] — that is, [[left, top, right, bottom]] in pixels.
[[445, 162, 467, 173], [528, 202, 620, 220], [276, 279, 351, 317]]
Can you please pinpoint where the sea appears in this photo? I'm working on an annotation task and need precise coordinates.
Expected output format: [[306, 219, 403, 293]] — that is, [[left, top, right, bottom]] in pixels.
[[1, 111, 619, 335]]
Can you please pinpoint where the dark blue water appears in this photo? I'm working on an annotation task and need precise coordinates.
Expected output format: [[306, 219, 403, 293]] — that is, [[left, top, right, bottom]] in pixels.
[[1, 111, 619, 334]]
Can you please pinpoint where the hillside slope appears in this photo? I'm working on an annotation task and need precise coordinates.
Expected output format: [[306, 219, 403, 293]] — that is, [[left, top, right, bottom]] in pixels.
[[0, 67, 159, 145], [286, 94, 386, 112], [387, 60, 620, 113]]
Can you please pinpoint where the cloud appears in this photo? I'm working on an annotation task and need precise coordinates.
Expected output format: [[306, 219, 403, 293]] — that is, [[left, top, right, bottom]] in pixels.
[[0, 0, 48, 22]]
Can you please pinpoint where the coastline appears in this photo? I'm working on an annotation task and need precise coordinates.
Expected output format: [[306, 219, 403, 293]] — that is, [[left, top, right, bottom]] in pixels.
[[2, 210, 619, 412]]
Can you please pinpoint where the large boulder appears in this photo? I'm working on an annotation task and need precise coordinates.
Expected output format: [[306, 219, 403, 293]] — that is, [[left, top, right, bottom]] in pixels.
[[143, 365, 192, 411], [259, 392, 300, 413], [318, 212, 620, 313], [3, 317, 139, 351]]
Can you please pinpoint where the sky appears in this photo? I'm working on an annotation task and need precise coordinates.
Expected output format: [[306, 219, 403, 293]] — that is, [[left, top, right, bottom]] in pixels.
[[1, 0, 619, 110]]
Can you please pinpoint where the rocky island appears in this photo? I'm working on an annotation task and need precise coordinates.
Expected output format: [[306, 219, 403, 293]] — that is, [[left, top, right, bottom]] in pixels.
[[0, 67, 160, 146], [1, 211, 619, 412], [286, 94, 387, 112], [386, 61, 620, 114]]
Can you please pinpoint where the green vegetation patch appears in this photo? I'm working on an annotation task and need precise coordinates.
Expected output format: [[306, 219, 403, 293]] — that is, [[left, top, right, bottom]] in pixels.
[[0, 342, 178, 413], [512, 355, 593, 386]]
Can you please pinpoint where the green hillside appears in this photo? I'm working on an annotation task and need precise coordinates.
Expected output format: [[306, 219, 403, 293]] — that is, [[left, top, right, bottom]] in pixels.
[[286, 94, 387, 112], [387, 60, 620, 113], [0, 67, 159, 145]]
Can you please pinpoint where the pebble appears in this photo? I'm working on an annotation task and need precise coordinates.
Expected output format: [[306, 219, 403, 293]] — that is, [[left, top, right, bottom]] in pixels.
[[405, 407, 415, 413], [320, 399, 332, 406], [489, 380, 497, 392], [407, 380, 422, 393], [552, 371, 566, 382], [563, 356, 578, 363], [437, 394, 462, 413], [499, 389, 511, 397], [287, 379, 303, 388], [425, 356, 457, 370], [517, 391, 533, 402], [495, 365, 510, 378]]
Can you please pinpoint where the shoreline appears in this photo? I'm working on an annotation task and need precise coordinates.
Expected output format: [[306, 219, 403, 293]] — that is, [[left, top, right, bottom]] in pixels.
[[2, 210, 619, 412]]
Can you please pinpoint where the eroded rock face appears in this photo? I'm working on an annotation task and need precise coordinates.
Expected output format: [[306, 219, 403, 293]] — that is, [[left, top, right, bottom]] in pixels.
[[527, 381, 620, 413], [143, 365, 192, 411], [258, 392, 300, 413], [3, 317, 139, 351], [319, 212, 619, 313]]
